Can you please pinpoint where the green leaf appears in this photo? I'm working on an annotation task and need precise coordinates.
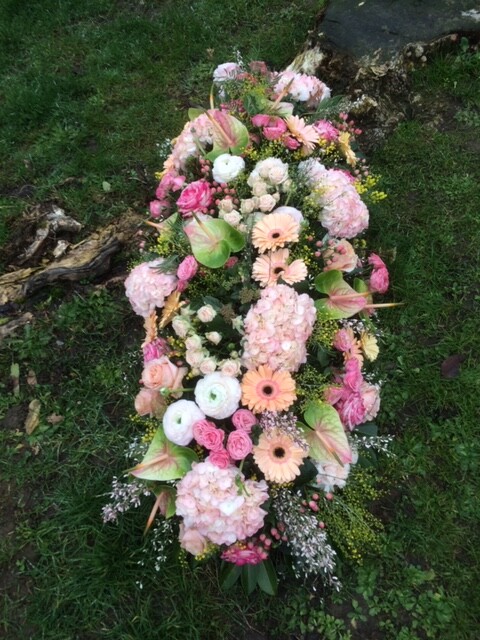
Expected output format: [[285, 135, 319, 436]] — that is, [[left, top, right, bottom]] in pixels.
[[184, 217, 245, 268], [205, 109, 249, 161], [219, 563, 242, 590], [241, 564, 259, 595], [314, 270, 367, 319], [355, 422, 378, 437], [257, 559, 278, 596], [188, 107, 205, 120], [129, 427, 197, 481], [301, 400, 352, 465]]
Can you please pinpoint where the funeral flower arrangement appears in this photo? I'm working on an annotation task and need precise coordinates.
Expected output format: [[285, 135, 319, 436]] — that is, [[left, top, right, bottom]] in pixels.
[[103, 59, 394, 594]]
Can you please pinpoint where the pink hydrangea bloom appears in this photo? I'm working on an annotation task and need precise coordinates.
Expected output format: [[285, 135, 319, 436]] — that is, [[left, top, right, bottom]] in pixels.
[[124, 259, 177, 318], [299, 162, 369, 238], [273, 71, 331, 108], [163, 114, 214, 173], [221, 543, 268, 565], [242, 284, 316, 372], [175, 461, 269, 547]]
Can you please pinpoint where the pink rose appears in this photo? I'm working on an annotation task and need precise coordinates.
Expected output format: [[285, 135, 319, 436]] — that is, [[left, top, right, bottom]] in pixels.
[[134, 388, 165, 417], [193, 420, 224, 451], [361, 382, 380, 421], [149, 200, 164, 218], [226, 430, 253, 461], [251, 114, 287, 141], [231, 409, 257, 433], [370, 267, 389, 294], [143, 338, 169, 363], [141, 356, 187, 393], [179, 525, 208, 556], [208, 448, 231, 469], [176, 180, 212, 216], [177, 255, 198, 281]]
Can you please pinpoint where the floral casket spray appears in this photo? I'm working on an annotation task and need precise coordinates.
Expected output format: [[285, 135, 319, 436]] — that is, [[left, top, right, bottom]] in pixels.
[[103, 59, 396, 595]]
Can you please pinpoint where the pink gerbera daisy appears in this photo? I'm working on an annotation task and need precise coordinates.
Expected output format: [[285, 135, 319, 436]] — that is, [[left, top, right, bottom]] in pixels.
[[252, 249, 307, 286]]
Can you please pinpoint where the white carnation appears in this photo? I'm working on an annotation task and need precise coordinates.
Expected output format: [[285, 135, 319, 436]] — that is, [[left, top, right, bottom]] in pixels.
[[163, 400, 205, 446], [194, 372, 241, 419], [212, 153, 245, 183]]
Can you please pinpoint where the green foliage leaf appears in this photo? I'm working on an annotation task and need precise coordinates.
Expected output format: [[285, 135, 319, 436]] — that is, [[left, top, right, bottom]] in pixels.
[[302, 400, 352, 464], [129, 427, 197, 481], [314, 270, 367, 319], [355, 422, 378, 437], [205, 109, 249, 161], [257, 560, 278, 596], [219, 563, 242, 590], [153, 485, 177, 519], [241, 564, 259, 595], [188, 107, 205, 120], [184, 217, 245, 268]]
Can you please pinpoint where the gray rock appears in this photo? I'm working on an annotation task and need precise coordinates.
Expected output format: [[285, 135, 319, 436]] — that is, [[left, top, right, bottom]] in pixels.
[[321, 0, 480, 63]]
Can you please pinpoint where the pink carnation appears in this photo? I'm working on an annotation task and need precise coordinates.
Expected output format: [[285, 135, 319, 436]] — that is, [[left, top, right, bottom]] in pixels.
[[124, 259, 177, 318], [175, 461, 269, 548], [242, 284, 316, 372], [143, 338, 170, 363], [325, 358, 380, 430], [313, 119, 339, 141], [227, 430, 253, 460], [221, 543, 268, 566], [176, 180, 213, 217], [231, 409, 257, 433], [368, 254, 389, 294]]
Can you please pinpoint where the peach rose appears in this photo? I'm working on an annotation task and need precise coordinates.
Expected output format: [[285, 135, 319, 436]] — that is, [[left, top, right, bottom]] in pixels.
[[179, 525, 208, 556], [141, 356, 187, 394], [134, 388, 165, 418]]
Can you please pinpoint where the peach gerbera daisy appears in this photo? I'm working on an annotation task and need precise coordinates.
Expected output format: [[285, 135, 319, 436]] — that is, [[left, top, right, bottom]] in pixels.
[[252, 249, 308, 287], [252, 213, 300, 253], [285, 115, 319, 153], [241, 365, 296, 413], [254, 429, 307, 483]]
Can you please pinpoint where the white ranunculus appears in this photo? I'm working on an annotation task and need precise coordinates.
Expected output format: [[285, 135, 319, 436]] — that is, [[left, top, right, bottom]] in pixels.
[[212, 153, 245, 184], [272, 205, 304, 224], [213, 62, 241, 83], [194, 372, 241, 419], [197, 304, 217, 323], [163, 400, 205, 446]]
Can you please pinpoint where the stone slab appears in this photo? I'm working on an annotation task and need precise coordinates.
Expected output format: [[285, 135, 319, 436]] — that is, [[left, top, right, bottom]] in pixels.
[[321, 0, 480, 62]]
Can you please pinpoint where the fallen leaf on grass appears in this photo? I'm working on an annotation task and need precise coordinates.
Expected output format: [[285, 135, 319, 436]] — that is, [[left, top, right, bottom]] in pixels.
[[440, 354, 465, 379], [47, 413, 64, 425], [26, 369, 37, 387], [24, 399, 41, 435]]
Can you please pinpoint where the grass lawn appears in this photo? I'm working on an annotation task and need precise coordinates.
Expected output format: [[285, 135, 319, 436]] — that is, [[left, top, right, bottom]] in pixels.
[[1, 1, 479, 638]]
